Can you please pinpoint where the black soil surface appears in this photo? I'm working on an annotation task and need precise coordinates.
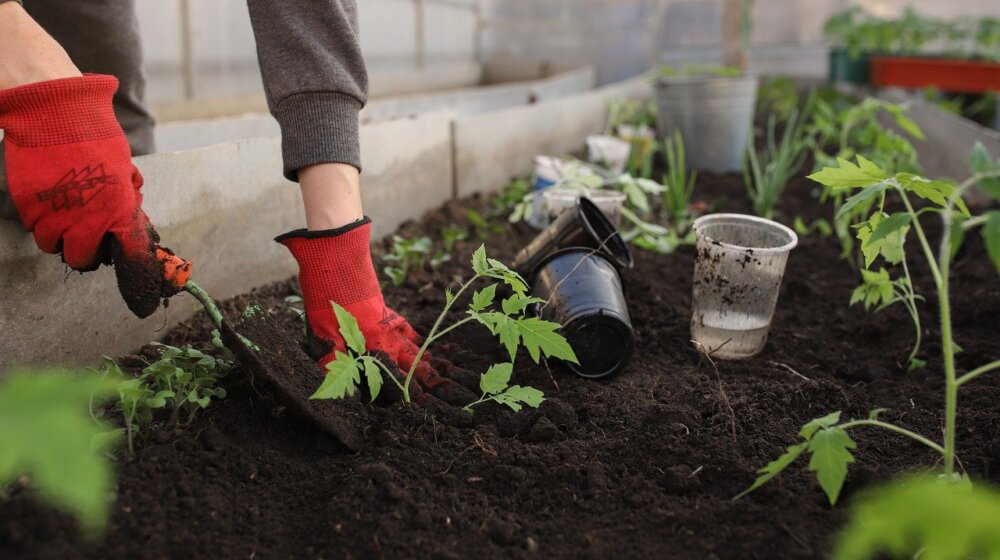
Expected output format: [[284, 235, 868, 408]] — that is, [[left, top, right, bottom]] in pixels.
[[3, 171, 999, 560]]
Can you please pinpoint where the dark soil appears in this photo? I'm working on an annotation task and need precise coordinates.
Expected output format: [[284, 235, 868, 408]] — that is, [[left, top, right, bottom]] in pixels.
[[3, 170, 999, 560]]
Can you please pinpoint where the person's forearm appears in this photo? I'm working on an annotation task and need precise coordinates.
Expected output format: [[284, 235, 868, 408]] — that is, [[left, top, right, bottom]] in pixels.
[[298, 163, 363, 230], [0, 2, 81, 90]]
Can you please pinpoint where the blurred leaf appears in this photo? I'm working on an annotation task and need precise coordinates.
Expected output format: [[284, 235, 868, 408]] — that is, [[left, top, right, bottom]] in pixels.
[[984, 211, 1000, 276], [833, 477, 1000, 560], [0, 371, 121, 534]]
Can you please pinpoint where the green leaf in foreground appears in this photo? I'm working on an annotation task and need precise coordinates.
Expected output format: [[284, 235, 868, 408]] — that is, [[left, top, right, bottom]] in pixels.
[[360, 357, 383, 402], [311, 352, 361, 400], [0, 371, 122, 534], [738, 411, 860, 505], [808, 427, 857, 505], [470, 284, 497, 313], [515, 317, 579, 364], [808, 156, 887, 191], [984, 211, 1000, 276], [493, 385, 545, 412], [464, 362, 546, 414], [479, 363, 512, 395], [836, 183, 887, 221], [332, 302, 366, 355], [833, 477, 1000, 560], [471, 244, 489, 274], [799, 411, 842, 439]]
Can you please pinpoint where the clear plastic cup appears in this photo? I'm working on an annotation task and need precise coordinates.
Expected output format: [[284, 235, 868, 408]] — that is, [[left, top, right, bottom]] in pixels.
[[690, 213, 798, 360], [586, 135, 631, 174], [542, 187, 586, 223], [586, 189, 626, 227]]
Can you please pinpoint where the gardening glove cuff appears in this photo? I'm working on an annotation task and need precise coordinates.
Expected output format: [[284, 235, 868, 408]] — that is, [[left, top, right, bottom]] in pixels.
[[0, 74, 179, 318]]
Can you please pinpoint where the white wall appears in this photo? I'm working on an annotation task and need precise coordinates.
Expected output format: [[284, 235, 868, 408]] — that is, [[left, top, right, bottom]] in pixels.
[[136, 0, 479, 103]]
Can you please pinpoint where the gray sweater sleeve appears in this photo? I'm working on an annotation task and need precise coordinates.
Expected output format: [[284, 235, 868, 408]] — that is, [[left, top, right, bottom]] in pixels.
[[247, 0, 369, 181]]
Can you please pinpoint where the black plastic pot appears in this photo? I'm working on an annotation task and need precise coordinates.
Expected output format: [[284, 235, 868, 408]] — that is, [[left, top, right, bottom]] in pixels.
[[512, 197, 633, 281], [532, 248, 635, 379]]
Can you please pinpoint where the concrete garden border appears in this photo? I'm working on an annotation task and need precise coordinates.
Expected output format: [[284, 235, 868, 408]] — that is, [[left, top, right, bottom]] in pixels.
[[0, 71, 648, 371], [879, 88, 1000, 203]]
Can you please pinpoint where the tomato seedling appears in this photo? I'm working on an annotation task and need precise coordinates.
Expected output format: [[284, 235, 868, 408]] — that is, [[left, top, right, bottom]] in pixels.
[[312, 245, 578, 405], [738, 153, 1000, 505]]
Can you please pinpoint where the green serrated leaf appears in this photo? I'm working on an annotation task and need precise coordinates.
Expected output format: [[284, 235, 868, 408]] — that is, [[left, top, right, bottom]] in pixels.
[[471, 244, 489, 274], [837, 183, 887, 221], [809, 156, 887, 190], [501, 294, 545, 316], [331, 302, 366, 355], [311, 353, 360, 400], [808, 427, 857, 505], [492, 392, 523, 412], [515, 317, 579, 364], [984, 212, 1000, 276], [800, 411, 843, 440], [491, 314, 521, 361], [361, 358, 382, 402], [470, 284, 498, 313], [499, 385, 545, 409], [480, 363, 513, 395], [735, 442, 808, 500], [867, 213, 913, 245], [856, 213, 907, 267]]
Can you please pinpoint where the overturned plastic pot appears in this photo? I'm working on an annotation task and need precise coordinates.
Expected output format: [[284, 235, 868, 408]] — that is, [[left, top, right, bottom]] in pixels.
[[532, 248, 635, 379], [512, 197, 633, 280]]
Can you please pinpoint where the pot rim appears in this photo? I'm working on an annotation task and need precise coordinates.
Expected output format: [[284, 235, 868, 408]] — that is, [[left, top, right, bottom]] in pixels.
[[656, 73, 759, 86], [692, 213, 798, 254]]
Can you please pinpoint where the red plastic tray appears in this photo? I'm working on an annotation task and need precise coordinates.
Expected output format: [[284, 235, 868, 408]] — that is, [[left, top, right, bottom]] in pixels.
[[870, 56, 1000, 94]]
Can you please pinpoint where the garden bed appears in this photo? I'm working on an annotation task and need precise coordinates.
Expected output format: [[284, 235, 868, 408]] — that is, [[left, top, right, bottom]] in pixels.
[[2, 169, 999, 559]]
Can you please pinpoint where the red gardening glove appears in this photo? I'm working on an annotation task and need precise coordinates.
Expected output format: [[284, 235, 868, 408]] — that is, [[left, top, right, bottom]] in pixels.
[[277, 219, 475, 406], [0, 75, 178, 318]]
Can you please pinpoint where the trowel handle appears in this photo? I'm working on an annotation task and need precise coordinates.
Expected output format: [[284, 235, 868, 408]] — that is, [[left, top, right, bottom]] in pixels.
[[155, 246, 194, 290]]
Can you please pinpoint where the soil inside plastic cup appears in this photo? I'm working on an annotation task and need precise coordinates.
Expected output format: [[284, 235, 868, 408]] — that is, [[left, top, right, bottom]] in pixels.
[[690, 213, 798, 360]]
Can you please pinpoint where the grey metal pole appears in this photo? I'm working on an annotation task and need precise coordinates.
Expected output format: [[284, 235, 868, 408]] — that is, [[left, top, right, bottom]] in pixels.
[[473, 0, 484, 66], [415, 0, 426, 68], [179, 0, 195, 99]]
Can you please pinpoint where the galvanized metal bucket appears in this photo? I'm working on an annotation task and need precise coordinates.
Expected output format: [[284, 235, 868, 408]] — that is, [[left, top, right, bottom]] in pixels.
[[654, 75, 759, 174]]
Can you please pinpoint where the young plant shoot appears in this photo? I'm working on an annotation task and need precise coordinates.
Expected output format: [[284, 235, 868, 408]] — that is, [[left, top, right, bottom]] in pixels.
[[743, 100, 812, 219], [311, 245, 578, 406], [382, 235, 433, 287], [93, 343, 231, 454], [737, 153, 1000, 505], [662, 129, 697, 233]]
